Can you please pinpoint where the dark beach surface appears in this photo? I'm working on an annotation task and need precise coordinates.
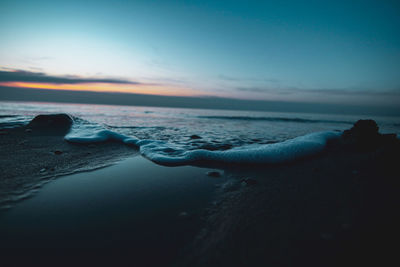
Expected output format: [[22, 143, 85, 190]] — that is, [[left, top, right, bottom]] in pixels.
[[182, 122, 400, 267], [0, 114, 135, 208], [0, 116, 399, 267]]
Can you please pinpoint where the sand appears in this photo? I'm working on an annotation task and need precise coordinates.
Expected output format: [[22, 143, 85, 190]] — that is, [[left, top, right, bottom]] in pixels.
[[0, 124, 399, 267], [0, 156, 226, 267], [180, 140, 400, 267], [0, 126, 136, 208]]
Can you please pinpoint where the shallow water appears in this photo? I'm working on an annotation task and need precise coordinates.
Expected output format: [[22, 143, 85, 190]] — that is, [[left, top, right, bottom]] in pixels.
[[0, 156, 228, 265], [1, 101, 399, 166], [1, 101, 399, 149]]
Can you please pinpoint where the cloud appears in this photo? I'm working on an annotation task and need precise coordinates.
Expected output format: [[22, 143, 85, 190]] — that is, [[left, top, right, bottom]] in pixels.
[[0, 69, 143, 85], [218, 75, 280, 83], [236, 85, 400, 97]]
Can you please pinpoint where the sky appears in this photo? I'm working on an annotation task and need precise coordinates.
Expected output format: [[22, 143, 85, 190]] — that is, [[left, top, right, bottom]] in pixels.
[[1, 0, 400, 109]]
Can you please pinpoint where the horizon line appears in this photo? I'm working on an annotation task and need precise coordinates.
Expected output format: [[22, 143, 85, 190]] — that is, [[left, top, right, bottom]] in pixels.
[[1, 86, 399, 117]]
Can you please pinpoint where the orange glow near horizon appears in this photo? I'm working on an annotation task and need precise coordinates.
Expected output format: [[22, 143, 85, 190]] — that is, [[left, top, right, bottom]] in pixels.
[[0, 81, 200, 97]]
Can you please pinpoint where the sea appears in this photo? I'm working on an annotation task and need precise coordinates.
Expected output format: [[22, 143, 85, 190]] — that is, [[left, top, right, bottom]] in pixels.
[[1, 101, 399, 166]]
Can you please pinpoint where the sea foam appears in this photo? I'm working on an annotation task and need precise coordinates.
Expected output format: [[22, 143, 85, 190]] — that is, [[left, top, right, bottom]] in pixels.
[[139, 131, 341, 166], [64, 119, 341, 166]]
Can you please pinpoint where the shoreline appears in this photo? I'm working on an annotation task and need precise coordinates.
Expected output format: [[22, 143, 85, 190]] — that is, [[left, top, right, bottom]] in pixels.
[[0, 119, 399, 266]]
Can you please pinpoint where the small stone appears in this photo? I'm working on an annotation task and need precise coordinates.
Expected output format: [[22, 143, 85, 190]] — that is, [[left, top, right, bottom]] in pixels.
[[54, 150, 63, 155], [25, 128, 32, 133], [40, 168, 47, 173], [18, 140, 27, 145], [206, 171, 222, 178], [190, 135, 202, 139]]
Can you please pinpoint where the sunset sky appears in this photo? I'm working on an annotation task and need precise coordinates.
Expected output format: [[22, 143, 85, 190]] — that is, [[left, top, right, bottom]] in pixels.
[[1, 0, 400, 108]]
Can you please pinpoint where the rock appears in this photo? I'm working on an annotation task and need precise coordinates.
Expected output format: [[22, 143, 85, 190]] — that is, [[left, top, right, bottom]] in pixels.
[[54, 150, 63, 155], [342, 119, 380, 151], [25, 128, 32, 133], [343, 119, 379, 138], [39, 168, 47, 173], [27, 114, 73, 135], [380, 133, 398, 145], [206, 171, 222, 178], [190, 134, 202, 139]]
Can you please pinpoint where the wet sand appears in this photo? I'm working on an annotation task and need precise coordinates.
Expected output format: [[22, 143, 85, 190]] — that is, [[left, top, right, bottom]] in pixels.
[[0, 126, 135, 208], [0, 156, 226, 267], [0, 124, 399, 266], [181, 139, 400, 267]]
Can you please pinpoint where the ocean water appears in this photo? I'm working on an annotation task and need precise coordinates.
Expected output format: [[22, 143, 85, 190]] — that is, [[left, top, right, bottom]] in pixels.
[[1, 101, 399, 166]]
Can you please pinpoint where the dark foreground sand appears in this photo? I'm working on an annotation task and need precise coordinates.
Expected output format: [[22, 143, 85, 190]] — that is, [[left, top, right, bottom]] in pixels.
[[180, 141, 400, 267], [0, 120, 399, 267]]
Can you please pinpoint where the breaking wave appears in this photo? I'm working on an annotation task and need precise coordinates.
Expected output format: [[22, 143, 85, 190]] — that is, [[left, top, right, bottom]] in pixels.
[[197, 115, 353, 124], [63, 114, 342, 166]]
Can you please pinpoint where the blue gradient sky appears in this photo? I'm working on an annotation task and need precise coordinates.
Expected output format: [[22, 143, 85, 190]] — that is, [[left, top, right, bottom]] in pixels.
[[1, 0, 400, 106]]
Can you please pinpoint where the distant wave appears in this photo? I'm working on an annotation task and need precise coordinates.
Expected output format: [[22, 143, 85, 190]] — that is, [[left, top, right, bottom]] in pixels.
[[197, 115, 352, 124], [0, 115, 18, 118], [106, 125, 166, 130]]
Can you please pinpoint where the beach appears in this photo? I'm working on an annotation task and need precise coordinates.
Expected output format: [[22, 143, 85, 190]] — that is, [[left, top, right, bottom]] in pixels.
[[2, 0, 400, 265], [1, 114, 399, 266]]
